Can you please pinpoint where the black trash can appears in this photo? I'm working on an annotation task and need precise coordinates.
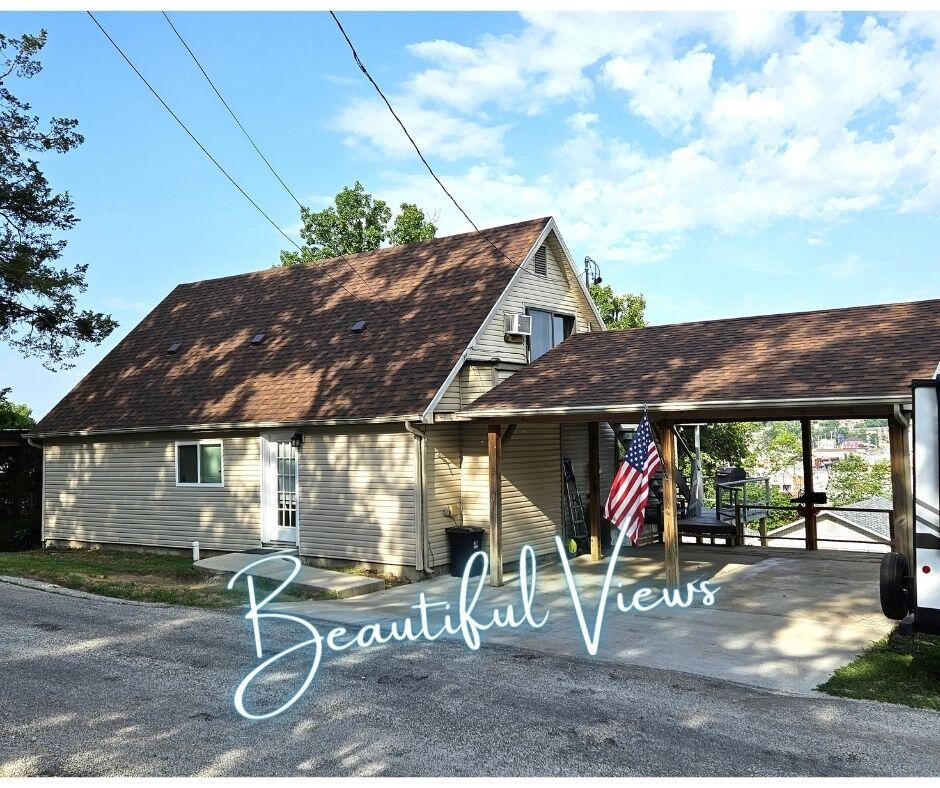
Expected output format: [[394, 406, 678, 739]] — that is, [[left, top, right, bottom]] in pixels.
[[444, 526, 486, 578]]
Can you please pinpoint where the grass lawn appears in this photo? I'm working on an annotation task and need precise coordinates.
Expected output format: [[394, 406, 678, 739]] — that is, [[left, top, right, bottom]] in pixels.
[[0, 548, 336, 608], [818, 628, 940, 712]]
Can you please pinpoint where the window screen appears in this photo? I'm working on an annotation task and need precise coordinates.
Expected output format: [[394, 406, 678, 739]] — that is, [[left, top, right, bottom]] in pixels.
[[528, 309, 575, 361], [200, 444, 223, 484], [529, 308, 553, 361]]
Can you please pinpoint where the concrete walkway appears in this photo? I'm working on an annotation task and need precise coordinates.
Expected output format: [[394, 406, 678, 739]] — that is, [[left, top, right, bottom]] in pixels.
[[195, 550, 384, 598], [274, 544, 893, 694]]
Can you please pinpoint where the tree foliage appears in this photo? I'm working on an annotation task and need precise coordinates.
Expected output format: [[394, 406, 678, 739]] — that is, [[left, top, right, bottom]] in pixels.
[[828, 453, 891, 506], [280, 182, 437, 265], [588, 283, 646, 329], [0, 30, 116, 369], [0, 387, 34, 429]]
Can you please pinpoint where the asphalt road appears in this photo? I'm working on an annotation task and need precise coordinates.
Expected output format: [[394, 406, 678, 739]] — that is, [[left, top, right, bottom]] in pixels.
[[1, 576, 938, 777]]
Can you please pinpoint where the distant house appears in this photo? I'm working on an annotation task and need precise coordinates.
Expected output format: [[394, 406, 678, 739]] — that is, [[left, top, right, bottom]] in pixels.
[[753, 496, 893, 552], [28, 217, 617, 575]]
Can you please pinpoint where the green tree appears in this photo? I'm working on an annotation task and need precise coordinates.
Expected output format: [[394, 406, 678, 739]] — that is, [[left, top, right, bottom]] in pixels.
[[754, 421, 802, 473], [280, 183, 437, 265], [0, 388, 34, 429], [828, 453, 890, 505], [389, 202, 437, 246], [588, 283, 646, 329], [0, 30, 116, 369]]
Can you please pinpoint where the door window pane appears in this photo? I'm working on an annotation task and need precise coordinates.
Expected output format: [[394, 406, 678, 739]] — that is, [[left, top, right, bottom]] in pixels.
[[177, 444, 198, 483], [200, 444, 223, 484], [529, 309, 553, 361]]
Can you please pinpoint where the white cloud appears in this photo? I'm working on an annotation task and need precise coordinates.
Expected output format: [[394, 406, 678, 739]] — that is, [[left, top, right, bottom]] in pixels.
[[603, 45, 715, 133], [332, 11, 940, 265], [332, 96, 510, 162]]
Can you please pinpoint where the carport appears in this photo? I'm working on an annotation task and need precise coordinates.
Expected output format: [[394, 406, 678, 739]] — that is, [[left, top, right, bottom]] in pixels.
[[459, 298, 940, 588]]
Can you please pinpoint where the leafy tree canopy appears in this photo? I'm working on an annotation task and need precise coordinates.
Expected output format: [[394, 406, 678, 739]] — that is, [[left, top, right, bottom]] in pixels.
[[588, 283, 646, 329], [0, 387, 34, 429], [0, 30, 116, 369], [280, 182, 437, 265], [827, 453, 890, 506]]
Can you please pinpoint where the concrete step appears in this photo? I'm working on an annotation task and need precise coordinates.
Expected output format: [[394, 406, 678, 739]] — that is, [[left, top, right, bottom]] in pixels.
[[194, 552, 385, 599]]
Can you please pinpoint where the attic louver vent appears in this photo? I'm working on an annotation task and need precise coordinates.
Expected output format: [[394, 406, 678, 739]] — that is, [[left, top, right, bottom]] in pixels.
[[167, 342, 182, 355], [533, 247, 548, 276], [351, 320, 366, 333], [250, 333, 266, 345]]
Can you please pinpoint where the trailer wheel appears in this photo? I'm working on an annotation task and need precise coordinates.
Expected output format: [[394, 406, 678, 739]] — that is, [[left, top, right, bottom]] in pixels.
[[880, 551, 911, 620]]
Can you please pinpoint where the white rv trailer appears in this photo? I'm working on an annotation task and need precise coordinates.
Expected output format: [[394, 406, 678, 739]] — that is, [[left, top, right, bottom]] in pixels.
[[911, 379, 940, 632], [882, 378, 940, 632]]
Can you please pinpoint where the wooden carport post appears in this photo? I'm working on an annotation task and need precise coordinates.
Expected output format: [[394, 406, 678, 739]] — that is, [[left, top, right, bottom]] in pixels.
[[660, 420, 680, 590], [487, 423, 503, 587], [889, 411, 913, 564], [588, 422, 602, 561], [800, 418, 818, 550]]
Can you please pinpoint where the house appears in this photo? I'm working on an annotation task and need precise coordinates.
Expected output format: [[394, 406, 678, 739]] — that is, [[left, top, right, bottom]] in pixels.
[[29, 217, 617, 575], [751, 496, 893, 552]]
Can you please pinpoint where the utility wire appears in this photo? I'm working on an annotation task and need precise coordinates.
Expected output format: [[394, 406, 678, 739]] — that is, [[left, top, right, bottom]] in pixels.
[[159, 11, 421, 335], [86, 11, 443, 349], [329, 11, 524, 271], [161, 11, 303, 209]]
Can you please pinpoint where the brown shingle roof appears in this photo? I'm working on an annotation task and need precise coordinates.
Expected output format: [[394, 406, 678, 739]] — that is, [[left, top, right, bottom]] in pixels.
[[35, 217, 550, 435], [467, 298, 940, 417]]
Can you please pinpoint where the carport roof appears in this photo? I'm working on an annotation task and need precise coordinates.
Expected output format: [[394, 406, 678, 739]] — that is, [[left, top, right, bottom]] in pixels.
[[463, 298, 940, 422]]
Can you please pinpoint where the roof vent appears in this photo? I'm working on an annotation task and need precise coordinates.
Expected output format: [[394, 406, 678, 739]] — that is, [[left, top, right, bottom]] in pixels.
[[249, 333, 266, 345], [351, 320, 366, 333], [533, 247, 548, 277], [167, 342, 182, 355]]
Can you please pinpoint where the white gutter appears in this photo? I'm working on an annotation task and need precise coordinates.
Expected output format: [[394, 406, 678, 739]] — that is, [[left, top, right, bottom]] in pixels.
[[419, 218, 557, 424], [28, 413, 423, 440], [461, 394, 910, 420], [404, 420, 428, 573]]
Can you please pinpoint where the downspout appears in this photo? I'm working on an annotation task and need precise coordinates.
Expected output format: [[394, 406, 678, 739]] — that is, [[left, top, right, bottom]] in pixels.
[[404, 421, 429, 574]]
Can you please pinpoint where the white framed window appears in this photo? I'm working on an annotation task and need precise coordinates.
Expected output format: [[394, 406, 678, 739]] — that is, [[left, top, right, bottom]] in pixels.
[[175, 440, 224, 487]]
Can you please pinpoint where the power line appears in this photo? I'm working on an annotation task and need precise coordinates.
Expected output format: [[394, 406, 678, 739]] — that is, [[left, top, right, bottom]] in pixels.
[[161, 11, 303, 209], [328, 11, 524, 271], [86, 11, 443, 349], [159, 11, 421, 334]]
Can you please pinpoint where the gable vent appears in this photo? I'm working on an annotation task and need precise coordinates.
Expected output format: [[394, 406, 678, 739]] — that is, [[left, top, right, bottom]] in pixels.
[[533, 247, 548, 277], [249, 333, 266, 345], [167, 342, 182, 355], [351, 320, 366, 333]]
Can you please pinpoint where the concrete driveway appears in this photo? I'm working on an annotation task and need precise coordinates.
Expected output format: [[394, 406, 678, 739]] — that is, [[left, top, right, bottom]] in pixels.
[[277, 544, 894, 694]]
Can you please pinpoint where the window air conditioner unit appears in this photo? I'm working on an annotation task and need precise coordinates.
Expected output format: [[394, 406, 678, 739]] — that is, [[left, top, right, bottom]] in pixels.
[[504, 312, 532, 336]]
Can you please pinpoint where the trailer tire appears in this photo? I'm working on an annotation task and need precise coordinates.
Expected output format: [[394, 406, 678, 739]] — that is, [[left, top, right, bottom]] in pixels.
[[880, 551, 910, 620]]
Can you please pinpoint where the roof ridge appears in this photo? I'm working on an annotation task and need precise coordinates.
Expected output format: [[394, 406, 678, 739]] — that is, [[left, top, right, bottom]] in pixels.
[[574, 296, 940, 338], [179, 215, 552, 288]]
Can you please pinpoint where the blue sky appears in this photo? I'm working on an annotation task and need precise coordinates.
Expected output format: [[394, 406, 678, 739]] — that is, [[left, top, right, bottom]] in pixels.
[[3, 10, 940, 419]]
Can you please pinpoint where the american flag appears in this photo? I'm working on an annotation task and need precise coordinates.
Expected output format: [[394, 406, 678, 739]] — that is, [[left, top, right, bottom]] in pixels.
[[604, 415, 662, 543]]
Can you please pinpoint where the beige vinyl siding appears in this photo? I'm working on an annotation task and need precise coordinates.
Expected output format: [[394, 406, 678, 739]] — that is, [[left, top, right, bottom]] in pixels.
[[436, 362, 499, 413], [437, 375, 461, 412], [472, 234, 602, 364], [561, 423, 618, 509], [297, 425, 416, 566], [425, 423, 462, 567], [44, 432, 260, 552], [460, 422, 562, 563], [461, 363, 496, 407]]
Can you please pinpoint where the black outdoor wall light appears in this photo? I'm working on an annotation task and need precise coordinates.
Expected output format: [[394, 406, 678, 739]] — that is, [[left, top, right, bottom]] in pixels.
[[290, 431, 304, 450]]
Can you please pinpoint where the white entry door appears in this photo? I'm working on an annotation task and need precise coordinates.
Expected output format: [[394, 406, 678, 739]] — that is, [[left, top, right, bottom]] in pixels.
[[261, 432, 300, 544]]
